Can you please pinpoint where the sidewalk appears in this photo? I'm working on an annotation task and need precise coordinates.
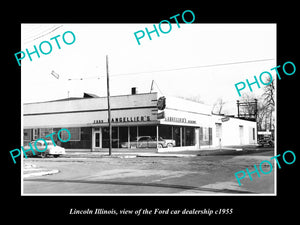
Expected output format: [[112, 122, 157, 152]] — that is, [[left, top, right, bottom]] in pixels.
[[159, 145, 272, 156], [63, 145, 272, 158]]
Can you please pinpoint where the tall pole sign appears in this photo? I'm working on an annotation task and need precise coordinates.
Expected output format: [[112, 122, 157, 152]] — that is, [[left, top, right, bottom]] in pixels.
[[106, 55, 112, 155]]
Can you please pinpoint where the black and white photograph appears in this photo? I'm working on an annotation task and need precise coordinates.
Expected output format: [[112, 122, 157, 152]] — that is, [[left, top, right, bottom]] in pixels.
[[20, 23, 277, 195], [4, 4, 298, 222]]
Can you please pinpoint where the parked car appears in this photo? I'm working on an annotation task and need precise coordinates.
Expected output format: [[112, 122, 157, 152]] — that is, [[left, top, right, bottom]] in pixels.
[[120, 136, 175, 148], [23, 140, 66, 158], [258, 137, 274, 147]]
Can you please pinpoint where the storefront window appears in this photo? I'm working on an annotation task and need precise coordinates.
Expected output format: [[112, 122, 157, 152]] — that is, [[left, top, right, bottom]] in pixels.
[[158, 125, 196, 147], [23, 129, 31, 146], [129, 126, 137, 141], [40, 128, 53, 139], [55, 127, 92, 149], [184, 127, 195, 146], [90, 125, 198, 149], [159, 125, 172, 139], [138, 126, 156, 137], [24, 129, 31, 141], [60, 127, 80, 141], [173, 126, 181, 147], [119, 127, 128, 144], [102, 127, 118, 148], [101, 126, 158, 149]]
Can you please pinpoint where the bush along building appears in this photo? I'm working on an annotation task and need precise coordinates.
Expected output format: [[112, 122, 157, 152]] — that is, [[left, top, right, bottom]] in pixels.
[[23, 90, 257, 152]]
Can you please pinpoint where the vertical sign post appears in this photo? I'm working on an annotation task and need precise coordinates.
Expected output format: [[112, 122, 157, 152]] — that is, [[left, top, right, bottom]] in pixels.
[[106, 55, 112, 156]]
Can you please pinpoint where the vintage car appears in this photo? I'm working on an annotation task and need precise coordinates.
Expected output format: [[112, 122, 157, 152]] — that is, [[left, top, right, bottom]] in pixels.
[[258, 137, 274, 147], [23, 140, 66, 158], [120, 136, 175, 148]]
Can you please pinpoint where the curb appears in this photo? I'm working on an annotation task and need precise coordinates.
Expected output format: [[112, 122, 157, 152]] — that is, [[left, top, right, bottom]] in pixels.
[[136, 153, 197, 158], [23, 169, 60, 178], [34, 148, 272, 159]]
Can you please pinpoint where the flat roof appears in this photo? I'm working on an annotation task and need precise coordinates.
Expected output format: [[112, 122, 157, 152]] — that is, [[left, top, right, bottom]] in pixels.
[[24, 92, 158, 105]]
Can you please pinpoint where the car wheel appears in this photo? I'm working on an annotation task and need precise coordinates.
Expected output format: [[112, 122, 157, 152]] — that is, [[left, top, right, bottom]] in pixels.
[[53, 155, 60, 158], [157, 144, 163, 148], [40, 152, 47, 158], [167, 143, 173, 148]]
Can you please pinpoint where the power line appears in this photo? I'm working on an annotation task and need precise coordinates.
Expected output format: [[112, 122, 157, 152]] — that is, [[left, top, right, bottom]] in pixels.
[[153, 80, 164, 95], [109, 58, 275, 77], [32, 25, 63, 41], [23, 25, 63, 44], [67, 76, 101, 81], [66, 58, 275, 81]]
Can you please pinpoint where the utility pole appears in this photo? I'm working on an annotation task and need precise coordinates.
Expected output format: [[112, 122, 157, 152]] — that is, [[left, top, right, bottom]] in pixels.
[[106, 55, 112, 156], [237, 100, 240, 118]]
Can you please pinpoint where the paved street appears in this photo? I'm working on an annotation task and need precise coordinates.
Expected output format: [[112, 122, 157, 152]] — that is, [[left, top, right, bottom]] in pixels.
[[23, 149, 275, 195]]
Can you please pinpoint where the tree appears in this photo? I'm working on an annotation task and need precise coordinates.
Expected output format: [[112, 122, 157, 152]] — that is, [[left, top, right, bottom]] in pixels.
[[262, 76, 275, 130], [212, 98, 226, 114], [238, 76, 275, 131], [256, 100, 270, 130], [262, 76, 275, 109], [239, 93, 258, 119]]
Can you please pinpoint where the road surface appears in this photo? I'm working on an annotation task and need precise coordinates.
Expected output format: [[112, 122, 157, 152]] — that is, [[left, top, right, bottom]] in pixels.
[[23, 150, 275, 195]]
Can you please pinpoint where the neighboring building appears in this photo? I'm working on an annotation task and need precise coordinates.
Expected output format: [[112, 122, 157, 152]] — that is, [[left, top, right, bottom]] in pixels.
[[212, 114, 257, 147], [23, 90, 257, 151]]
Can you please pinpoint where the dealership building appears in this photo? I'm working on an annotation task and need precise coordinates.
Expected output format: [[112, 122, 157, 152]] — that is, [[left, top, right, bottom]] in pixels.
[[23, 91, 257, 151]]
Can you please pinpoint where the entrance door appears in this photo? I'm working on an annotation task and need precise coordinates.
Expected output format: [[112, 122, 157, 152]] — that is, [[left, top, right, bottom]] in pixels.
[[239, 125, 244, 145], [93, 128, 101, 149], [215, 123, 222, 147]]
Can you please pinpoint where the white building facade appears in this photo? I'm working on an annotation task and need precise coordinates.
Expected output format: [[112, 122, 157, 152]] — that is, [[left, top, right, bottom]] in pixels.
[[23, 92, 257, 151]]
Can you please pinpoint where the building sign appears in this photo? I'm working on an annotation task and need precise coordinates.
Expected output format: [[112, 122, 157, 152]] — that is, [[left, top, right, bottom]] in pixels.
[[165, 116, 196, 124], [93, 115, 151, 124], [221, 117, 230, 122], [157, 111, 165, 119], [157, 96, 166, 110]]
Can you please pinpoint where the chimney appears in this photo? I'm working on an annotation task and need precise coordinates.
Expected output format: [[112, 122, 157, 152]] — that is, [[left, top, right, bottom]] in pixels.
[[131, 87, 137, 95]]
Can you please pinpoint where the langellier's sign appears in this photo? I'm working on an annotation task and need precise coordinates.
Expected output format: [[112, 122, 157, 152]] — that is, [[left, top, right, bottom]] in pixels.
[[93, 116, 151, 124]]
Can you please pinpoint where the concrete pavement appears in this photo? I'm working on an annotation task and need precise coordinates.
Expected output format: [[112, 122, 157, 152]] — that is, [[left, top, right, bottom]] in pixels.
[[23, 148, 275, 195], [23, 146, 273, 179]]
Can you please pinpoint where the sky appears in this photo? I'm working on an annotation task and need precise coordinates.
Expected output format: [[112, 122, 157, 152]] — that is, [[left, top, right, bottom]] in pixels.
[[21, 23, 276, 115]]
